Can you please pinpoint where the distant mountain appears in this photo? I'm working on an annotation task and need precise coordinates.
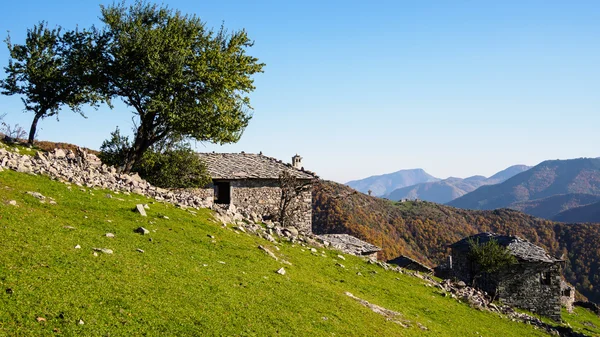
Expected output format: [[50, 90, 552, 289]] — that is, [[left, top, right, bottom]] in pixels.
[[386, 165, 530, 204], [553, 200, 600, 223], [345, 169, 439, 196], [509, 193, 600, 220], [448, 158, 600, 211]]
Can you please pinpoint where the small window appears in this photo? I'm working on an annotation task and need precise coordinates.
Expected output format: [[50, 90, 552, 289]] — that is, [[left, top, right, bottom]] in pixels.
[[214, 182, 231, 204], [540, 272, 552, 286], [562, 288, 571, 297]]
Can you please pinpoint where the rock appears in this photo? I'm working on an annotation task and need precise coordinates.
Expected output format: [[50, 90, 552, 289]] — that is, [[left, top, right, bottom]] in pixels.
[[75, 245, 81, 249], [143, 204, 150, 209], [134, 204, 147, 216], [336, 263, 345, 268], [53, 149, 66, 159], [276, 267, 286, 275], [36, 317, 46, 323], [26, 191, 45, 200], [8, 200, 16, 206], [337, 255, 346, 260], [93, 248, 113, 254], [77, 319, 85, 325], [105, 233, 115, 238], [134, 227, 150, 235], [161, 215, 169, 220], [207, 234, 215, 239], [456, 281, 467, 288], [284, 227, 299, 237], [105, 194, 112, 199], [310, 248, 317, 253], [136, 248, 145, 253], [258, 245, 278, 261]]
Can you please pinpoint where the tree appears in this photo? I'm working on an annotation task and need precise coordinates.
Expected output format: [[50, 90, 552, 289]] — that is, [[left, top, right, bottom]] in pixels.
[[467, 238, 517, 285], [98, 1, 265, 172], [0, 22, 106, 145], [279, 170, 312, 228]]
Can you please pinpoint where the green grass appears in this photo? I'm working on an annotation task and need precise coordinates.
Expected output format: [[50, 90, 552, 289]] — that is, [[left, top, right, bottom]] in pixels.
[[0, 170, 595, 336]]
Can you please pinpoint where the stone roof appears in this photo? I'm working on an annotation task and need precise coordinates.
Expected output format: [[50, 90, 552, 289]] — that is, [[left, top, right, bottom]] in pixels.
[[197, 153, 317, 180], [318, 234, 382, 256], [388, 255, 433, 273], [450, 232, 562, 263]]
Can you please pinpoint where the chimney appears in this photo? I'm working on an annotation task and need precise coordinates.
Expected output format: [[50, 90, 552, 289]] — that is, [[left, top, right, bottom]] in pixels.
[[292, 154, 303, 169]]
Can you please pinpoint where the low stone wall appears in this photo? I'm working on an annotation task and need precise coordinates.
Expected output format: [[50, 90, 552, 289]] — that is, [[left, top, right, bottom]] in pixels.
[[0, 147, 213, 209], [230, 179, 312, 234]]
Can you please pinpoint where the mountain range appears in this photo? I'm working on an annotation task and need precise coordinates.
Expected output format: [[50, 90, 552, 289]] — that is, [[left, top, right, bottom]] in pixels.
[[448, 158, 600, 216], [345, 168, 439, 197], [385, 165, 530, 204], [346, 165, 530, 204]]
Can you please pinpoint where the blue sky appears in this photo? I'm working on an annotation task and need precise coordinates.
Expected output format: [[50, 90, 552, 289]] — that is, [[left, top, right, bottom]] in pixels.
[[0, 1, 599, 183]]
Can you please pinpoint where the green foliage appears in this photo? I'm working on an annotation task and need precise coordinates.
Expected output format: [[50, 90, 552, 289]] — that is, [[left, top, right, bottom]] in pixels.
[[97, 1, 265, 172], [467, 238, 517, 274], [0, 22, 107, 144], [98, 126, 130, 168], [136, 145, 211, 189], [98, 128, 210, 188], [0, 169, 566, 336]]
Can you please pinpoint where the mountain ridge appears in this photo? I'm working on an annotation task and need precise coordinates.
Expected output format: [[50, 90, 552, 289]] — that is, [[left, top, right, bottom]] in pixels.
[[448, 158, 600, 211], [385, 165, 531, 204], [345, 168, 439, 196]]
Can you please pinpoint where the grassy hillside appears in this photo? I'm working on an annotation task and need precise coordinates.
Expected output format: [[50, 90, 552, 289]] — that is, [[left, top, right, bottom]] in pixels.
[[2, 170, 586, 336], [313, 180, 600, 304]]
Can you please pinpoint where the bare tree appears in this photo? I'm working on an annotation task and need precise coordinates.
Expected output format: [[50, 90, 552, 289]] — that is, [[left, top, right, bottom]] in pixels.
[[279, 170, 312, 227]]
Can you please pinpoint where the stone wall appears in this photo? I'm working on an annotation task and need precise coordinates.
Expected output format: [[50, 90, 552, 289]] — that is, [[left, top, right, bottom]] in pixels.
[[560, 280, 576, 313], [194, 179, 313, 234], [496, 263, 562, 321], [451, 250, 563, 321]]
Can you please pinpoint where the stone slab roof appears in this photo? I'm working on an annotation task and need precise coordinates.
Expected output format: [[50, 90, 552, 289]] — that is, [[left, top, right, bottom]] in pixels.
[[388, 255, 433, 273], [318, 234, 382, 256], [450, 232, 562, 263], [197, 153, 316, 180]]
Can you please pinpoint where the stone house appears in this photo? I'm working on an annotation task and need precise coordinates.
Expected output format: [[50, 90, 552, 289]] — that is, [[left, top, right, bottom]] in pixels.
[[449, 233, 564, 321], [318, 234, 381, 260], [388, 255, 433, 274], [196, 152, 316, 234]]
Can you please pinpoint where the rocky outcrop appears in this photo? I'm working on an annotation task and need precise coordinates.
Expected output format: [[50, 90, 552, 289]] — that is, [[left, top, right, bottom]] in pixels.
[[0, 147, 212, 209]]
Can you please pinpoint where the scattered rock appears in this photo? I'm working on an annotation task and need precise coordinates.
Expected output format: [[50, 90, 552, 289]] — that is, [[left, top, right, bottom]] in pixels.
[[134, 204, 147, 216], [218, 261, 226, 264], [8, 200, 17, 206], [258, 245, 278, 261], [63, 226, 75, 230], [93, 248, 113, 255], [134, 227, 150, 235], [75, 245, 81, 249], [337, 255, 346, 261], [105, 194, 112, 198], [207, 234, 215, 239], [105, 233, 115, 238], [26, 191, 45, 200], [36, 317, 46, 323], [336, 263, 345, 268], [136, 248, 145, 253], [77, 319, 85, 325], [276, 267, 286, 275]]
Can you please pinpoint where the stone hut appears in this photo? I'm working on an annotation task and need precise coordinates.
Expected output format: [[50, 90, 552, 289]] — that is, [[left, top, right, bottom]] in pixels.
[[196, 153, 316, 234], [318, 234, 381, 260], [449, 233, 564, 321], [388, 255, 433, 274]]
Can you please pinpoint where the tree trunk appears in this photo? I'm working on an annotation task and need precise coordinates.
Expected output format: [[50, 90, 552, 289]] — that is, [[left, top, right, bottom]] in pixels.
[[28, 113, 42, 145]]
